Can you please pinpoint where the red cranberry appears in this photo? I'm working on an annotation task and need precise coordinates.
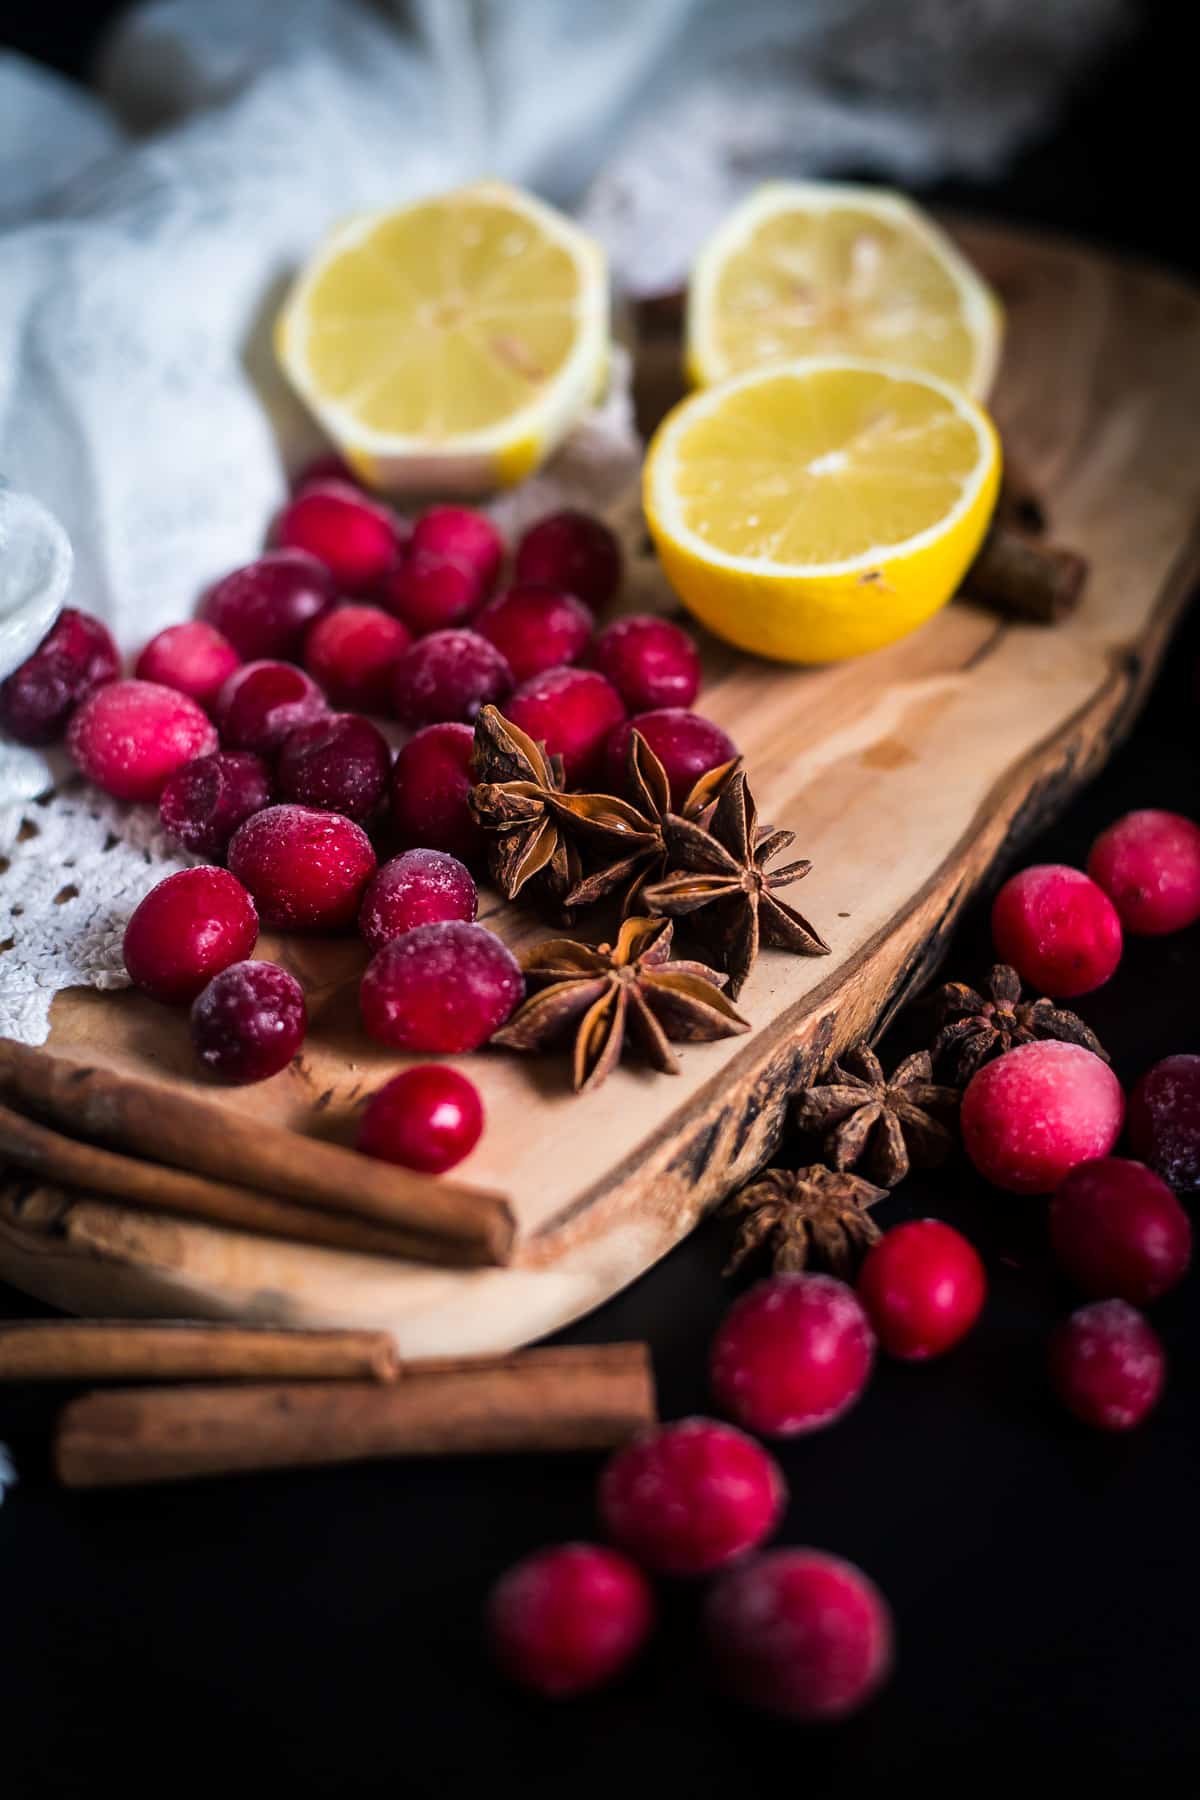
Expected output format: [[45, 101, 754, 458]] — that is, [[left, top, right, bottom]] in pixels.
[[514, 509, 621, 610], [710, 1273, 874, 1438], [598, 1417, 784, 1577], [391, 629, 513, 728], [588, 615, 701, 713], [358, 848, 478, 953], [603, 708, 738, 809], [411, 506, 504, 590], [1088, 809, 1200, 936], [200, 550, 337, 662], [274, 480, 403, 591], [506, 666, 625, 786], [857, 1220, 986, 1361], [214, 660, 327, 757], [159, 750, 273, 858], [488, 1543, 653, 1699], [1049, 1157, 1191, 1303], [123, 866, 258, 1004], [379, 554, 486, 635], [228, 803, 376, 930], [190, 960, 307, 1084], [290, 452, 361, 493], [991, 863, 1122, 997], [0, 608, 119, 746], [357, 1065, 484, 1174], [706, 1549, 893, 1722], [1128, 1054, 1200, 1191], [302, 603, 411, 711], [1048, 1298, 1166, 1431], [276, 713, 391, 821], [962, 1040, 1125, 1195], [389, 722, 482, 864], [68, 679, 217, 802], [476, 584, 594, 684], [359, 920, 522, 1052], [135, 621, 240, 712]]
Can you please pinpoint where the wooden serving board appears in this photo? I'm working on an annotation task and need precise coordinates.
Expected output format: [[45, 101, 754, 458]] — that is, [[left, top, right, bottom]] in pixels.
[[3, 220, 1199, 1355]]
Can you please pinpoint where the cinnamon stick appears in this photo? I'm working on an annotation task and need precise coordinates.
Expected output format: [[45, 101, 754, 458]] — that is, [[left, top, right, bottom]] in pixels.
[[995, 453, 1048, 536], [53, 1343, 657, 1487], [0, 1319, 400, 1384], [964, 524, 1088, 625]]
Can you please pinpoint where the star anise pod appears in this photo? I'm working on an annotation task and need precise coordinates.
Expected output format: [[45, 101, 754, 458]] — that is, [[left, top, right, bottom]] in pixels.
[[723, 1165, 887, 1278], [491, 915, 749, 1093], [641, 769, 830, 997], [794, 1043, 959, 1187], [932, 963, 1108, 1085]]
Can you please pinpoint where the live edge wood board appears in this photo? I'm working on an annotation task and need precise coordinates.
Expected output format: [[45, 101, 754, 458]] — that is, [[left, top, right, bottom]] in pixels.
[[3, 220, 1199, 1355]]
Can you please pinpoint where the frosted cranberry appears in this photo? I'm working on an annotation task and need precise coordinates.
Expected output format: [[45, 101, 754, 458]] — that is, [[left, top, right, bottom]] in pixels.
[[274, 481, 403, 591], [1049, 1298, 1166, 1431], [598, 1417, 784, 1577], [857, 1220, 986, 1361], [379, 553, 486, 635], [135, 621, 240, 711], [588, 615, 701, 713], [962, 1040, 1125, 1195], [991, 863, 1122, 997], [68, 679, 217, 802], [302, 603, 411, 711], [706, 1549, 893, 1722], [1128, 1054, 1200, 1190], [391, 629, 513, 728], [1087, 809, 1200, 936], [506, 666, 625, 786], [357, 1065, 484, 1174], [413, 506, 503, 584], [214, 660, 327, 757], [389, 722, 482, 864], [200, 550, 337, 662], [190, 960, 307, 1085], [604, 708, 738, 809], [291, 452, 360, 493], [0, 608, 119, 745], [360, 920, 522, 1052], [488, 1543, 653, 1699], [123, 866, 258, 1004], [476, 584, 594, 684], [358, 849, 477, 953], [228, 804, 376, 930], [514, 509, 621, 610], [159, 750, 273, 858], [1049, 1157, 1191, 1303], [276, 713, 390, 821], [710, 1273, 874, 1438]]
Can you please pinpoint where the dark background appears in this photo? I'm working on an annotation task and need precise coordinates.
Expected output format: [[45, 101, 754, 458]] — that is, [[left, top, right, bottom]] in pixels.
[[2, 6, 1198, 1794]]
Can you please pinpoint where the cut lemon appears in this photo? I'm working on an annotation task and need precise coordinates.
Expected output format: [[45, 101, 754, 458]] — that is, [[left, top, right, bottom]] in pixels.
[[687, 182, 1001, 400], [276, 182, 609, 496], [644, 357, 1000, 664]]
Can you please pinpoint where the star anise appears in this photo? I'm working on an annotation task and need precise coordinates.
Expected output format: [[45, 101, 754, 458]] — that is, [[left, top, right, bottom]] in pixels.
[[491, 915, 749, 1093], [794, 1043, 959, 1187], [641, 769, 830, 997], [723, 1165, 887, 1278], [932, 963, 1108, 1085]]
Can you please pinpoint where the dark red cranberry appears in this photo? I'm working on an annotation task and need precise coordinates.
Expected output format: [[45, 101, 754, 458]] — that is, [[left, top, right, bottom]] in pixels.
[[358, 849, 478, 953], [378, 553, 486, 635], [488, 1544, 654, 1698], [505, 666, 625, 785], [276, 713, 391, 821], [290, 452, 361, 493], [0, 608, 120, 746], [1128, 1055, 1200, 1191], [710, 1272, 874, 1437], [190, 960, 307, 1084], [410, 506, 503, 590], [1049, 1157, 1192, 1303], [587, 614, 701, 712], [302, 603, 411, 711], [476, 584, 594, 684], [514, 509, 621, 609], [227, 803, 376, 930], [159, 750, 273, 858], [68, 679, 217, 802], [1049, 1298, 1166, 1431], [214, 660, 327, 757], [389, 722, 482, 864], [123, 866, 258, 1005], [200, 550, 337, 662], [857, 1220, 986, 1360], [357, 1065, 484, 1173], [961, 1041, 1125, 1195], [359, 920, 522, 1052], [991, 863, 1123, 997], [603, 707, 738, 809], [598, 1417, 784, 1576], [134, 622, 240, 712], [274, 481, 403, 591], [391, 629, 513, 728], [1087, 809, 1200, 936]]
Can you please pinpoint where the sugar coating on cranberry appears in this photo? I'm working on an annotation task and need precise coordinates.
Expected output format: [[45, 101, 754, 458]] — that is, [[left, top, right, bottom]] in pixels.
[[514, 509, 622, 610], [1049, 1157, 1191, 1304], [604, 708, 738, 809], [123, 866, 258, 1004], [1128, 1054, 1200, 1191], [302, 603, 411, 711], [68, 679, 217, 802], [598, 1417, 784, 1577], [159, 750, 273, 858], [961, 1040, 1125, 1195], [710, 1272, 874, 1438], [276, 713, 391, 821], [1087, 809, 1200, 937], [357, 1065, 484, 1174], [200, 550, 337, 662], [214, 660, 327, 757], [588, 615, 701, 713], [488, 1542, 654, 1699], [274, 481, 402, 591], [389, 722, 482, 865], [1048, 1298, 1166, 1431], [228, 803, 376, 930], [190, 959, 307, 1085], [378, 553, 488, 636], [0, 608, 120, 746], [360, 919, 522, 1052], [476, 584, 594, 685], [505, 665, 626, 786], [705, 1549, 893, 1722], [134, 622, 241, 712], [391, 628, 513, 728], [857, 1220, 986, 1361], [991, 863, 1123, 998], [358, 848, 478, 953]]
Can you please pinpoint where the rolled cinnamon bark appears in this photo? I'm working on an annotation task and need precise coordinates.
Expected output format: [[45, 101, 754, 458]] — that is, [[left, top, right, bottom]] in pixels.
[[964, 525, 1088, 625], [0, 1319, 400, 1383]]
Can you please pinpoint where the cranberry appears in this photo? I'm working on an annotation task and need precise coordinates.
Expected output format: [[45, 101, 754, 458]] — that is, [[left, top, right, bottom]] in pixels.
[[68, 679, 217, 802], [1088, 809, 1200, 936], [706, 1549, 893, 1722], [961, 1040, 1125, 1194], [588, 615, 701, 713], [274, 480, 403, 591], [379, 554, 487, 635], [228, 803, 376, 930], [389, 722, 482, 864], [359, 920, 522, 1052], [411, 506, 504, 591], [1049, 1157, 1191, 1303], [276, 713, 390, 821], [598, 1417, 784, 1576], [857, 1220, 986, 1361], [358, 848, 478, 953], [991, 863, 1122, 997], [200, 550, 337, 662], [290, 452, 361, 493], [214, 660, 327, 757], [123, 866, 258, 1004], [505, 666, 625, 786], [1048, 1298, 1166, 1431], [357, 1065, 484, 1174], [159, 750, 273, 858], [1128, 1054, 1200, 1190], [302, 603, 411, 711], [134, 622, 240, 713], [603, 708, 738, 809], [391, 629, 513, 728], [190, 959, 307, 1085], [0, 608, 119, 746], [710, 1273, 874, 1438], [488, 1543, 653, 1699], [476, 584, 594, 685], [514, 509, 621, 610]]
